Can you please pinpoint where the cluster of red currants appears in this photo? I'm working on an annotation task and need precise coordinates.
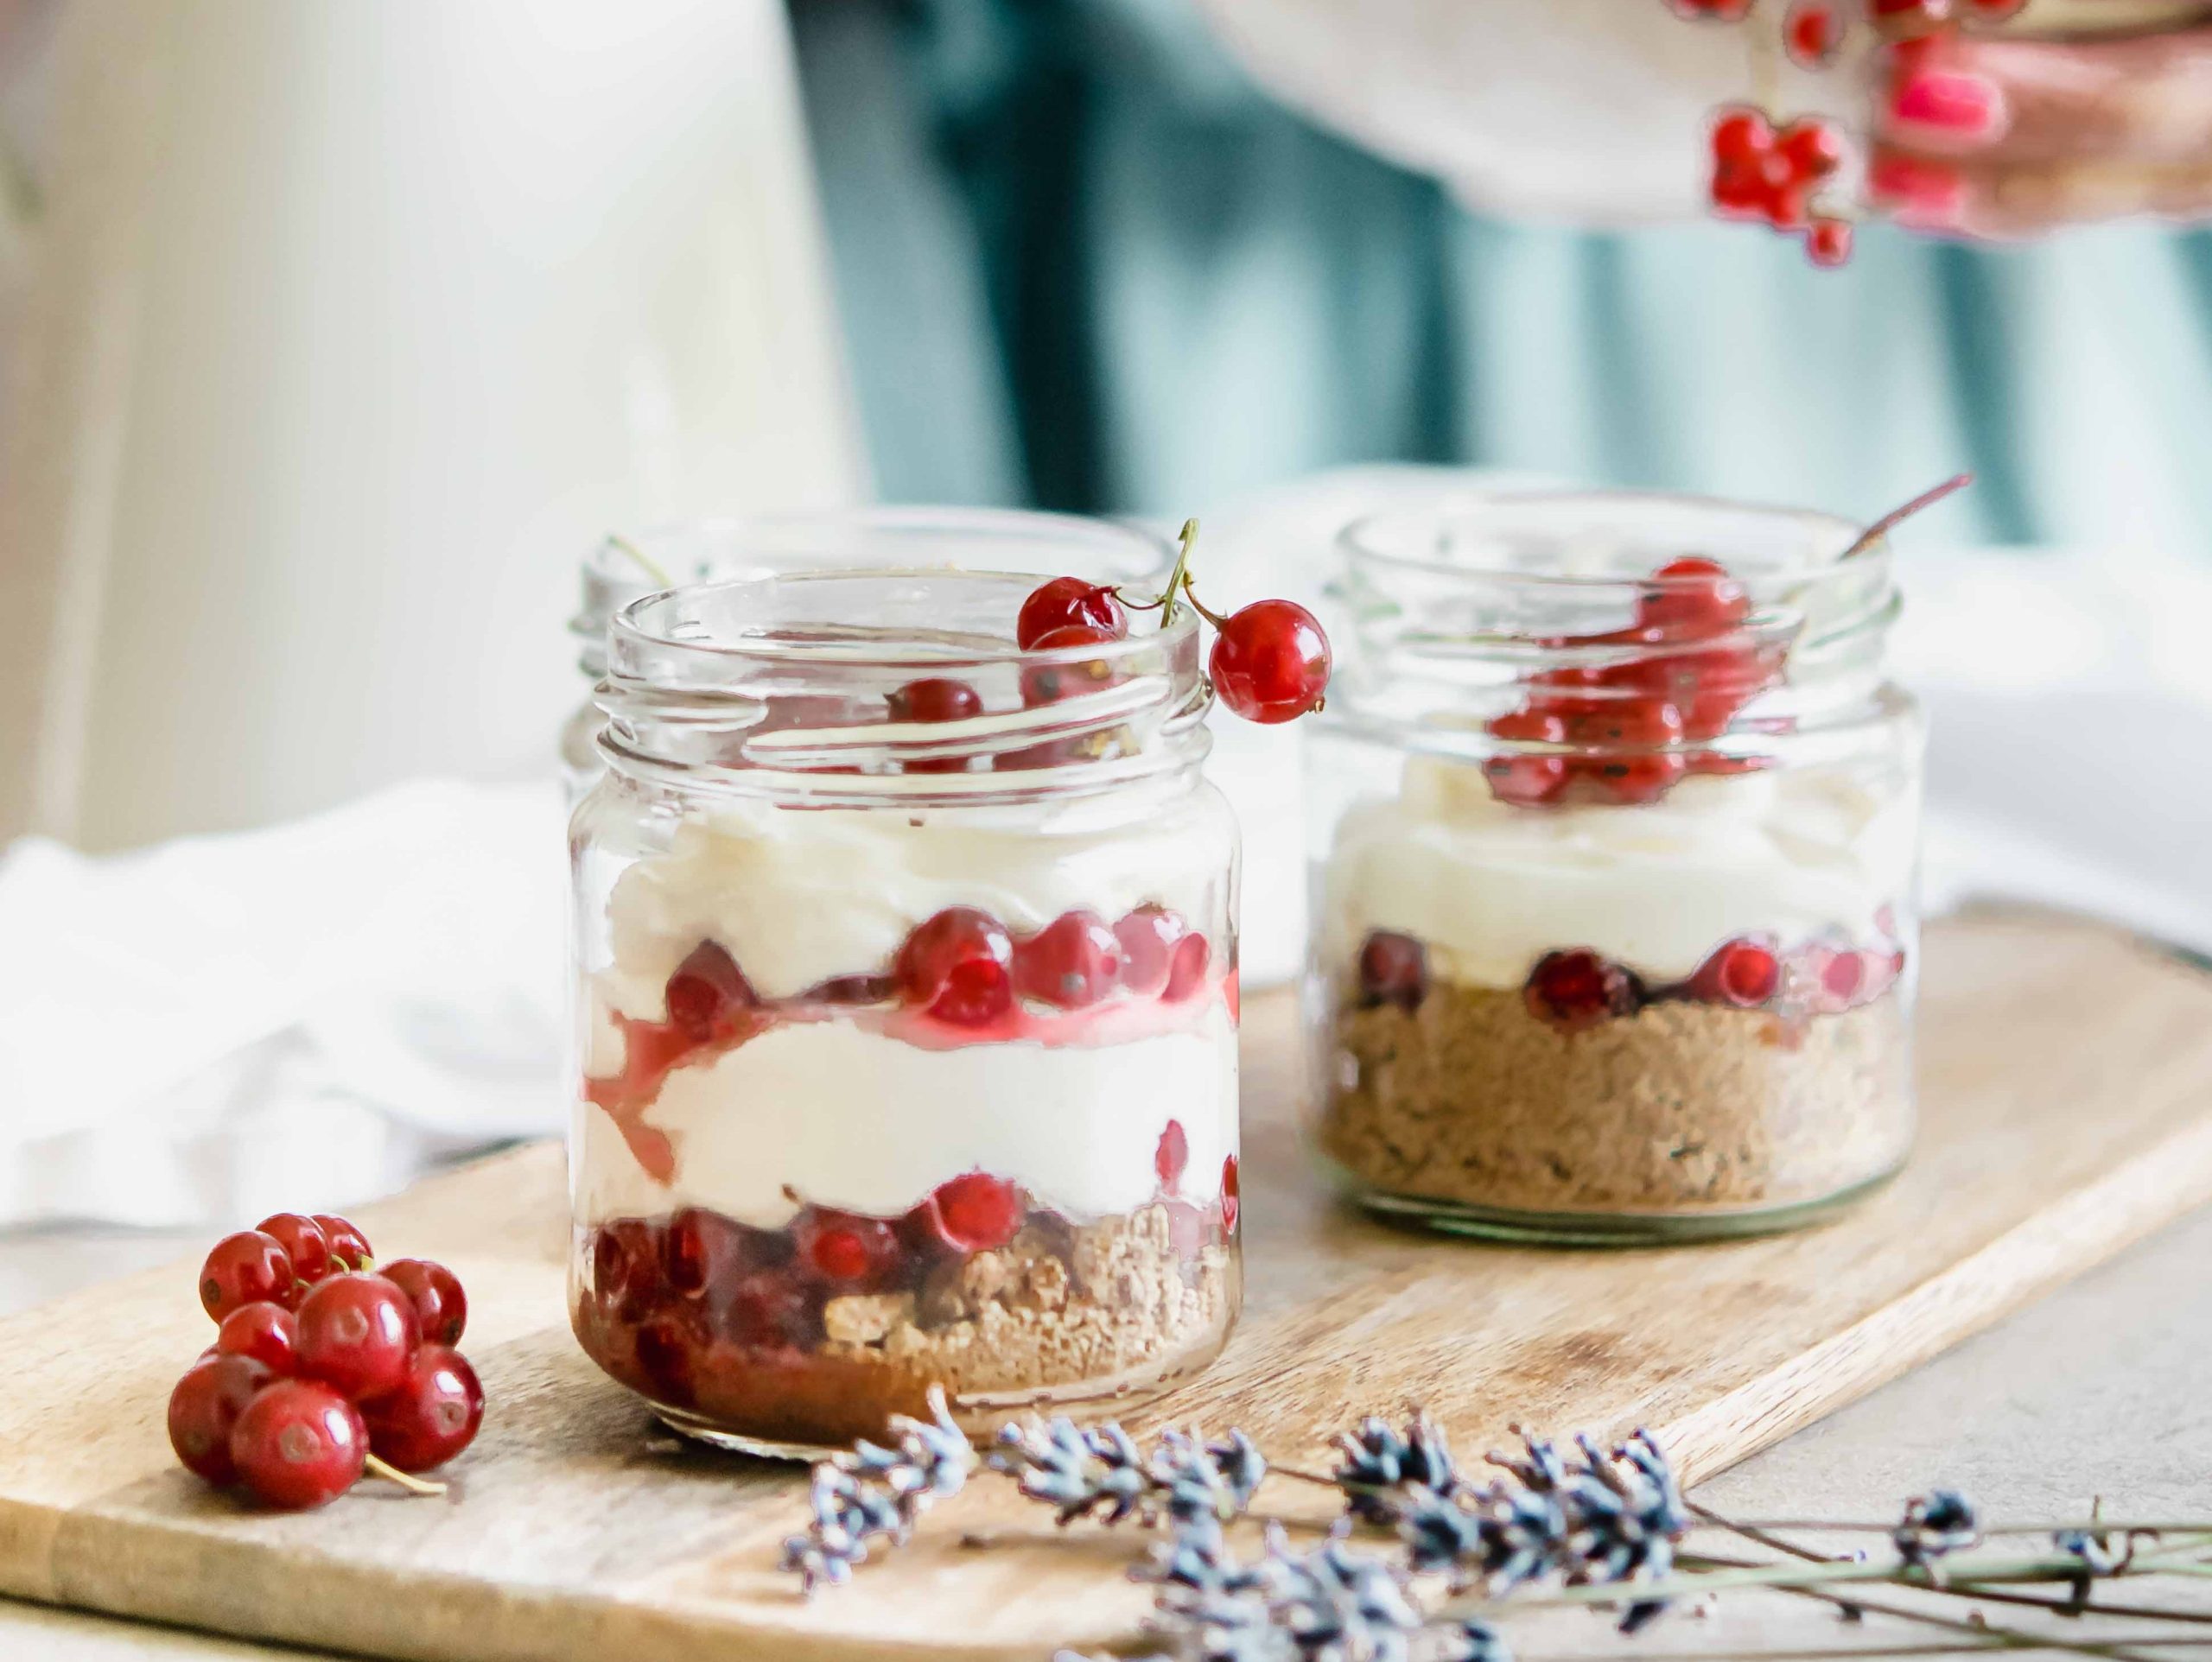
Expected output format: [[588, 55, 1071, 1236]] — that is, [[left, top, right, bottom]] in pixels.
[[1015, 520, 1332, 726], [1666, 0, 2027, 265], [168, 1212, 483, 1511], [1482, 555, 1782, 809]]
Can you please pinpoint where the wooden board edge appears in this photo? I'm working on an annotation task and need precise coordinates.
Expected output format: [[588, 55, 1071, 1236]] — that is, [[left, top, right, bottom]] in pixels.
[[1651, 1104, 2212, 1484]]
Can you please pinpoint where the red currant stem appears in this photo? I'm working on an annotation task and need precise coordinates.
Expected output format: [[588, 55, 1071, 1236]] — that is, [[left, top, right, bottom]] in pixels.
[[1840, 473, 1974, 561], [364, 1453, 447, 1497], [1154, 517, 1201, 627], [1178, 579, 1230, 631], [605, 534, 672, 589]]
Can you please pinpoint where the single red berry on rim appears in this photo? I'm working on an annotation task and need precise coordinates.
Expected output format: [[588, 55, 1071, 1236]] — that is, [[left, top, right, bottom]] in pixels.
[[200, 1231, 295, 1323], [230, 1379, 366, 1511], [895, 907, 1016, 1026], [360, 1345, 484, 1475], [1209, 599, 1331, 725], [215, 1302, 301, 1375], [168, 1354, 274, 1485], [1017, 576, 1128, 650]]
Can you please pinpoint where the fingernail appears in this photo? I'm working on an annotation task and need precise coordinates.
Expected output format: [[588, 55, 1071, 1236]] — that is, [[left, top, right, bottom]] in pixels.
[[1868, 153, 1967, 230], [1888, 69, 2007, 141]]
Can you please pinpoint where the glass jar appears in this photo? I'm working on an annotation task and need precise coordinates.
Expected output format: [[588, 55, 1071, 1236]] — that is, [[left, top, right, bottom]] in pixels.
[[1305, 492, 1923, 1245], [560, 510, 1173, 802], [569, 555, 1241, 1456]]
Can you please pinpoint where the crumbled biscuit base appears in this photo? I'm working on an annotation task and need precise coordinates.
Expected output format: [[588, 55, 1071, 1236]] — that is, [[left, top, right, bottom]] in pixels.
[[1319, 979, 1912, 1216], [823, 1204, 1232, 1392]]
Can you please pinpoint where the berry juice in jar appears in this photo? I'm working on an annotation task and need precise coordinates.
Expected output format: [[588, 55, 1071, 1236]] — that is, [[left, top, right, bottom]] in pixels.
[[569, 552, 1240, 1454], [1306, 492, 1923, 1243]]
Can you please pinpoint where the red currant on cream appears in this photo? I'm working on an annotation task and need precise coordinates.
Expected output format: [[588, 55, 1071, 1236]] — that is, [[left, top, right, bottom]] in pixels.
[[895, 907, 1016, 1026], [1015, 910, 1123, 1009], [1114, 904, 1189, 998], [1164, 932, 1212, 1003], [664, 941, 757, 1043], [1527, 949, 1643, 1031], [1693, 937, 1783, 1008], [920, 1173, 1023, 1253], [1018, 576, 1128, 650], [1208, 599, 1331, 725], [1155, 1120, 1190, 1189]]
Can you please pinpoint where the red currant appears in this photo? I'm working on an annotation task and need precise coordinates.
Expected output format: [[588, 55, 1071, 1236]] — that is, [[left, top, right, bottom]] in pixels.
[[230, 1379, 367, 1511], [887, 678, 984, 775], [916, 1173, 1023, 1253], [894, 907, 1015, 1026], [1637, 556, 1749, 635], [1580, 698, 1688, 806], [1785, 1, 1841, 65], [592, 1221, 659, 1322], [664, 941, 757, 1042], [296, 1272, 421, 1400], [1163, 931, 1212, 1002], [361, 1346, 484, 1474], [1484, 707, 1573, 807], [662, 1207, 763, 1298], [1208, 599, 1331, 725], [1020, 624, 1121, 707], [1113, 904, 1189, 998], [378, 1259, 467, 1348], [1154, 1120, 1189, 1189], [1357, 930, 1428, 1012], [1221, 1154, 1240, 1234], [255, 1215, 331, 1286], [1017, 576, 1127, 650], [215, 1302, 300, 1375], [791, 1209, 902, 1286], [313, 1215, 373, 1272], [1808, 218, 1854, 269], [1014, 910, 1122, 1009], [168, 1354, 274, 1485], [1526, 949, 1643, 1031], [200, 1231, 295, 1323], [1692, 936, 1783, 1007]]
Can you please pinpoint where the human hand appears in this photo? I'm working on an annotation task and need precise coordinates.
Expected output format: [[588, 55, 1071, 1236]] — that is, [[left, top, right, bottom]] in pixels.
[[1866, 6, 2212, 237]]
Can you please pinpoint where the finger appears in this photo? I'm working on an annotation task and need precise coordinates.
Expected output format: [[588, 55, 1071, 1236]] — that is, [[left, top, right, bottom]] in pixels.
[[1867, 140, 2212, 235], [1879, 25, 2212, 165]]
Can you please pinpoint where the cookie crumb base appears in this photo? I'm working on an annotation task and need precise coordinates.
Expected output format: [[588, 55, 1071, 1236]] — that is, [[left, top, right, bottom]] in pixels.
[[1318, 978, 1911, 1234]]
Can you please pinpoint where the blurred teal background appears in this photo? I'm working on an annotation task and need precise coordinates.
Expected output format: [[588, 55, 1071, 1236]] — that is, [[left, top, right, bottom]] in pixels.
[[789, 0, 2212, 550]]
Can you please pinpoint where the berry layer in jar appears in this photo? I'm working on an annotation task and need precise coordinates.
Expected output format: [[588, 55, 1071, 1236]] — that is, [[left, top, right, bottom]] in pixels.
[[572, 801, 1240, 1444]]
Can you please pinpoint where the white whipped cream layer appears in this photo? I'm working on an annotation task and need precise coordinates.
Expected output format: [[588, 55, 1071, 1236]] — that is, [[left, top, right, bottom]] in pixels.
[[1321, 758, 1918, 989], [600, 790, 1232, 1010], [572, 1005, 1239, 1228]]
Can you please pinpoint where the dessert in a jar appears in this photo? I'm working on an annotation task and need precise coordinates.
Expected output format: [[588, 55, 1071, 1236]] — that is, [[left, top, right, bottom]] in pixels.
[[1306, 492, 1925, 1243], [558, 510, 1173, 802], [569, 555, 1241, 1453]]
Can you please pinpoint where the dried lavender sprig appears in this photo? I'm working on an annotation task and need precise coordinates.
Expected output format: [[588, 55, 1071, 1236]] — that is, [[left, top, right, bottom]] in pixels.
[[779, 1386, 976, 1595], [990, 1418, 1268, 1531], [1332, 1409, 1464, 1526]]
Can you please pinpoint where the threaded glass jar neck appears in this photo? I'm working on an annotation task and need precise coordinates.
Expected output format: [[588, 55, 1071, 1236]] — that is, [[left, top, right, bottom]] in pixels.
[[597, 568, 1211, 807], [1325, 491, 1903, 763]]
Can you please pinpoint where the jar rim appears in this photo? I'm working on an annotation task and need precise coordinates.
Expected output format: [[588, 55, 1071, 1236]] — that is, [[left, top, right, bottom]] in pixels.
[[1339, 489, 1869, 592], [612, 566, 1201, 674]]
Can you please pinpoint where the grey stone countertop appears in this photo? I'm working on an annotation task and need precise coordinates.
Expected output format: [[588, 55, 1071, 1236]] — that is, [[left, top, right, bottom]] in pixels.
[[4, 1200, 2209, 1659]]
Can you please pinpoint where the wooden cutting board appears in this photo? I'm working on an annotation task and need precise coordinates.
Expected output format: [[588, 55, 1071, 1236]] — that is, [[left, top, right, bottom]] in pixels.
[[3, 909, 2210, 1662]]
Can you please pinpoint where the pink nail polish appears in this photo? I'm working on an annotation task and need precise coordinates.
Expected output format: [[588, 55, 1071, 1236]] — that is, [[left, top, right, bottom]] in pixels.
[[1868, 153, 1966, 230], [1890, 70, 2005, 139]]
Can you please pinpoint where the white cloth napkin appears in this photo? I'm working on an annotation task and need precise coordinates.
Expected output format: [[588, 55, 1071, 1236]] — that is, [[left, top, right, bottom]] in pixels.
[[2, 471, 2203, 1228]]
